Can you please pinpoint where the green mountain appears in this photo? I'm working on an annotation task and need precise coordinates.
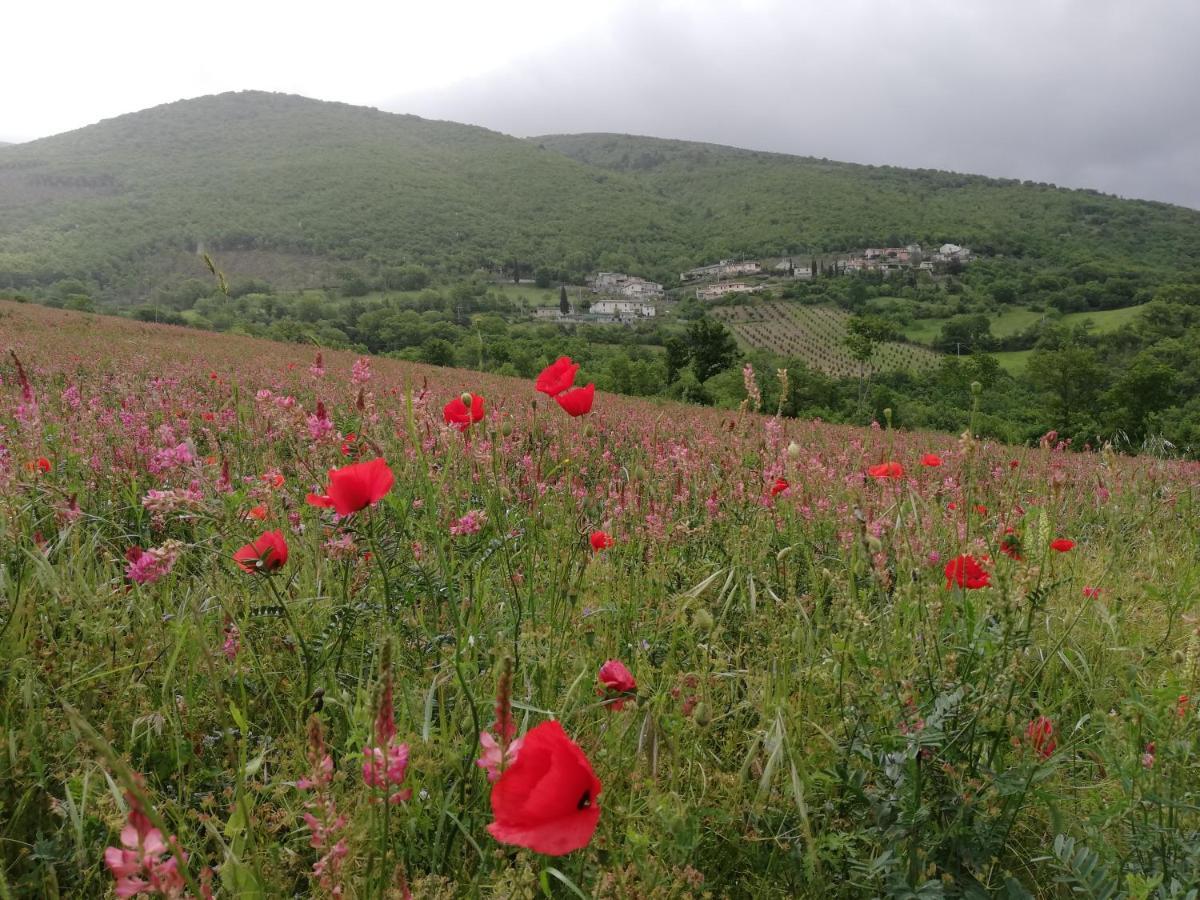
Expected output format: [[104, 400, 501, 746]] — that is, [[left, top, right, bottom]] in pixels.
[[533, 133, 1200, 270], [1, 91, 1198, 301]]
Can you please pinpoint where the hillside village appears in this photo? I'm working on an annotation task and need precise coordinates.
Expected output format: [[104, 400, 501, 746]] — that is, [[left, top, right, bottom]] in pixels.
[[530, 242, 973, 321]]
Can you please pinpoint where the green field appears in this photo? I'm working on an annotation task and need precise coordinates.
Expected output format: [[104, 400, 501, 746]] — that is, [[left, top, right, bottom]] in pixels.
[[901, 304, 1146, 346]]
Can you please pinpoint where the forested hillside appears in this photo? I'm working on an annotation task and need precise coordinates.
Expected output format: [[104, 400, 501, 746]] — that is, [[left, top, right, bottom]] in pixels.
[[3, 92, 1199, 301]]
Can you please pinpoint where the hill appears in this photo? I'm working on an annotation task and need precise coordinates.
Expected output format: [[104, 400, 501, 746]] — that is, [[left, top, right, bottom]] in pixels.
[[533, 132, 1200, 270], [2, 92, 1200, 301]]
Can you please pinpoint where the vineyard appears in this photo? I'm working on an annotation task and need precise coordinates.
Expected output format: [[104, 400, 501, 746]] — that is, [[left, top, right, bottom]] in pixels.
[[712, 301, 942, 377]]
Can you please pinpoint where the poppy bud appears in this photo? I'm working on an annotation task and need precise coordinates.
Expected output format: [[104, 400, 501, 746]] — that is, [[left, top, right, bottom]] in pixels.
[[693, 702, 712, 727], [693, 608, 714, 634], [971, 381, 982, 396], [460, 391, 473, 407], [501, 420, 513, 437], [786, 441, 800, 459], [883, 408, 892, 427]]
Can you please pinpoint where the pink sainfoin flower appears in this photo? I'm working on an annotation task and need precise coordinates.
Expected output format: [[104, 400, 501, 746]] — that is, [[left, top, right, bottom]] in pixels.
[[297, 718, 348, 897], [450, 509, 486, 537], [222, 621, 241, 662], [476, 731, 524, 783], [478, 656, 521, 781], [351, 357, 372, 385], [104, 782, 188, 899], [742, 363, 762, 412], [362, 652, 411, 805], [309, 351, 325, 378], [125, 541, 182, 586], [306, 401, 334, 442]]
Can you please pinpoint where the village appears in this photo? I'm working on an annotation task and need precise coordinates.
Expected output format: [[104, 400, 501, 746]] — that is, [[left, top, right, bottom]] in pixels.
[[530, 242, 973, 322]]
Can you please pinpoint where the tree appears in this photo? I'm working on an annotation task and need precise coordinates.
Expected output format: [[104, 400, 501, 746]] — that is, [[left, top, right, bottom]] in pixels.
[[1026, 345, 1107, 436], [664, 335, 690, 382], [686, 318, 739, 382], [420, 338, 457, 367], [934, 314, 995, 354], [844, 315, 895, 414], [559, 285, 570, 316]]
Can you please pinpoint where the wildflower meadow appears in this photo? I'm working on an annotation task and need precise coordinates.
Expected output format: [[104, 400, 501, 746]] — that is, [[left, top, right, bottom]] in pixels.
[[1, 299, 1199, 898]]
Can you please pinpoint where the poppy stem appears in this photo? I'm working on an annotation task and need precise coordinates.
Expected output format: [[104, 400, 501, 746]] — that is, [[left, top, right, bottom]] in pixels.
[[265, 576, 312, 700]]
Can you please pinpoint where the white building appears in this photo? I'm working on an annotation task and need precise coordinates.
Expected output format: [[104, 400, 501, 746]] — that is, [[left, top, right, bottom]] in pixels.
[[682, 259, 762, 281], [591, 300, 656, 318], [591, 272, 664, 298], [696, 282, 759, 301]]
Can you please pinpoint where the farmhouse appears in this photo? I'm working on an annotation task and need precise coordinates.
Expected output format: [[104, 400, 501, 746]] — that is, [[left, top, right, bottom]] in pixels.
[[696, 282, 759, 301], [682, 259, 762, 281], [590, 272, 664, 298], [591, 300, 656, 318]]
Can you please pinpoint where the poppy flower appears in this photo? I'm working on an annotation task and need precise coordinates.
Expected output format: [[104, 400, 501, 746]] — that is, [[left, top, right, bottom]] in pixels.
[[999, 527, 1023, 561], [234, 529, 288, 573], [1024, 716, 1056, 759], [597, 660, 637, 711], [1082, 586, 1102, 599], [29, 457, 52, 474], [868, 461, 904, 480], [944, 554, 990, 590], [770, 477, 789, 497], [247, 504, 269, 521], [306, 458, 395, 516], [535, 356, 580, 397], [1050, 538, 1075, 553], [920, 453, 942, 467], [554, 384, 595, 417], [487, 720, 601, 856], [443, 393, 485, 430], [589, 530, 615, 552]]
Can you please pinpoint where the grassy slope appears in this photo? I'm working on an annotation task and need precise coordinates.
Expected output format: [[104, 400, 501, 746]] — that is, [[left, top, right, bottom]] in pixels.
[[898, 304, 1147, 346], [3, 299, 1198, 895]]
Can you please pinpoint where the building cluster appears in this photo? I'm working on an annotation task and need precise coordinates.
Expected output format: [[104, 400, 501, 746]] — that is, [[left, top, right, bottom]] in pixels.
[[681, 259, 762, 282], [842, 243, 971, 275], [589, 271, 664, 299]]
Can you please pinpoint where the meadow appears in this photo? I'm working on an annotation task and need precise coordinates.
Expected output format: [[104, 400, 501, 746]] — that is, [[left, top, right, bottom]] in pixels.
[[2, 299, 1199, 898]]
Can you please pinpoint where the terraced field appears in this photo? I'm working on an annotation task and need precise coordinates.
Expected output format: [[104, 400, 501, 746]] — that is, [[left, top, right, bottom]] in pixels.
[[713, 301, 942, 377]]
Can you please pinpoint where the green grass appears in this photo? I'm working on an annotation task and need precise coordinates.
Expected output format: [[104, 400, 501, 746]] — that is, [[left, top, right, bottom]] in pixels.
[[993, 349, 1034, 373], [901, 304, 1147, 346]]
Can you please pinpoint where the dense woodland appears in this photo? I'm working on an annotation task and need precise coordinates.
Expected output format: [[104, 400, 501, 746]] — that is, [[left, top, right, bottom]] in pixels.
[[3, 91, 1200, 453]]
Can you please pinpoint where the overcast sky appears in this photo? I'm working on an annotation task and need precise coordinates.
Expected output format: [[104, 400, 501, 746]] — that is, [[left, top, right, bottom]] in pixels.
[[5, 0, 1199, 209]]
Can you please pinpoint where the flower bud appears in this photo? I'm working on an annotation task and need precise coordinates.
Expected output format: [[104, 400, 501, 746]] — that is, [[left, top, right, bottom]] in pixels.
[[460, 391, 473, 407], [693, 608, 714, 634], [786, 441, 801, 459], [693, 702, 712, 727]]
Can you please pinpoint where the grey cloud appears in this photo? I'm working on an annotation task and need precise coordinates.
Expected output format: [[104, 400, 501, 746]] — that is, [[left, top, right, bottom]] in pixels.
[[387, 0, 1200, 209]]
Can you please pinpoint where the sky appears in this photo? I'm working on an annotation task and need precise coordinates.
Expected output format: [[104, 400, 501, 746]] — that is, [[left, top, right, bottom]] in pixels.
[[4, 0, 1199, 209]]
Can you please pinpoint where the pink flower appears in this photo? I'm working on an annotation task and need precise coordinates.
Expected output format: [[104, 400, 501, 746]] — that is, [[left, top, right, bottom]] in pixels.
[[476, 731, 525, 783], [450, 509, 486, 537]]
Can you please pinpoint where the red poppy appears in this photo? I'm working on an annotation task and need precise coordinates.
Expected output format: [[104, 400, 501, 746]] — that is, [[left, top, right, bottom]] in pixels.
[[597, 660, 637, 711], [31, 457, 52, 474], [247, 504, 269, 521], [770, 477, 789, 497], [306, 458, 395, 516], [554, 384, 595, 417], [535, 356, 580, 397], [1050, 538, 1075, 553], [974, 504, 988, 516], [999, 527, 1023, 561], [234, 529, 288, 573], [944, 554, 990, 590], [340, 432, 357, 456], [443, 393, 485, 430], [868, 461, 904, 480], [487, 720, 601, 855], [1082, 586, 1102, 599], [1024, 716, 1056, 759], [920, 453, 942, 467], [589, 530, 615, 552]]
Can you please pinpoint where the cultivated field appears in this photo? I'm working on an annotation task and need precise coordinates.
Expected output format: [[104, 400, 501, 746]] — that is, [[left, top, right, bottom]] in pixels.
[[713, 302, 942, 377], [1, 300, 1198, 897]]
